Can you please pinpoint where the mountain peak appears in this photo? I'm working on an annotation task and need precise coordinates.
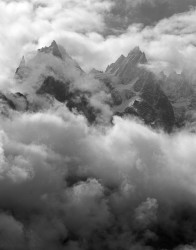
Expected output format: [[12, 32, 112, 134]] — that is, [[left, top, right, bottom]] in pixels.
[[119, 54, 125, 60], [15, 56, 27, 80], [105, 54, 126, 74], [127, 46, 147, 64], [51, 40, 57, 47], [105, 46, 147, 76], [38, 40, 63, 59], [131, 46, 141, 53], [127, 46, 141, 57]]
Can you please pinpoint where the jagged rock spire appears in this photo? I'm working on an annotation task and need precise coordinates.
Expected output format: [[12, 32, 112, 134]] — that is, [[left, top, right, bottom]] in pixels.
[[51, 40, 58, 47], [38, 40, 63, 59], [127, 46, 141, 57], [15, 56, 27, 80], [106, 46, 147, 76], [127, 46, 147, 64]]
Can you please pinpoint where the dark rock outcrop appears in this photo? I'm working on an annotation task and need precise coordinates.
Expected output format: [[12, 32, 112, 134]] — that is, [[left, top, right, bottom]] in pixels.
[[13, 41, 176, 131], [104, 47, 175, 131], [106, 46, 147, 84], [37, 76, 97, 123], [37, 76, 70, 103], [38, 40, 63, 59], [15, 56, 30, 80]]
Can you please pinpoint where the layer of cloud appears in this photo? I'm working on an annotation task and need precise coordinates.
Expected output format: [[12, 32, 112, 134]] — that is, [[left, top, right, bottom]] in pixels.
[[0, 105, 195, 249]]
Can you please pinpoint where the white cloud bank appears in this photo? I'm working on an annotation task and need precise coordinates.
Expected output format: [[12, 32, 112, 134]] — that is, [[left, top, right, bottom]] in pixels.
[[0, 106, 195, 248]]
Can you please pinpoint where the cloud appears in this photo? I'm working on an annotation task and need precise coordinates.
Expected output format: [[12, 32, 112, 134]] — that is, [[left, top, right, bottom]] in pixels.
[[2, 1, 196, 249], [0, 213, 25, 250], [126, 0, 156, 8], [106, 0, 196, 31], [0, 105, 195, 248], [0, 0, 113, 88], [1, 0, 196, 89]]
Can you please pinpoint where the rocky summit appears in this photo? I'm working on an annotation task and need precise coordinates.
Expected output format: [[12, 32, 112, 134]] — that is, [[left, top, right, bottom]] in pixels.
[[38, 40, 63, 59], [3, 41, 196, 132], [93, 47, 175, 131]]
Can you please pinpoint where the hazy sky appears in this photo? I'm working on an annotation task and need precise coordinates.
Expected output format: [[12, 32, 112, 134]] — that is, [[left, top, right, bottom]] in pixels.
[[1, 0, 196, 87]]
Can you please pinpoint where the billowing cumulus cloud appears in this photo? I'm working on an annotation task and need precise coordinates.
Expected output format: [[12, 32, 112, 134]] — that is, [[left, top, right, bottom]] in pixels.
[[0, 105, 195, 249]]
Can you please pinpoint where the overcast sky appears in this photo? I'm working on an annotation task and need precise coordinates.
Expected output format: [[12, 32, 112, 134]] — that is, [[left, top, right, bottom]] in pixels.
[[1, 0, 196, 87]]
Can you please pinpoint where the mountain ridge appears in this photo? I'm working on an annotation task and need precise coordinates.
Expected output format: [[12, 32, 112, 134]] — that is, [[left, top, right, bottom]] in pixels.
[[3, 41, 196, 132]]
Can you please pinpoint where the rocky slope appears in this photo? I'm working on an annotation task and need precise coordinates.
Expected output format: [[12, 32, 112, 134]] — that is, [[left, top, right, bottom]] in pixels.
[[5, 41, 196, 132], [13, 41, 104, 123], [159, 71, 196, 127], [92, 47, 175, 131]]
